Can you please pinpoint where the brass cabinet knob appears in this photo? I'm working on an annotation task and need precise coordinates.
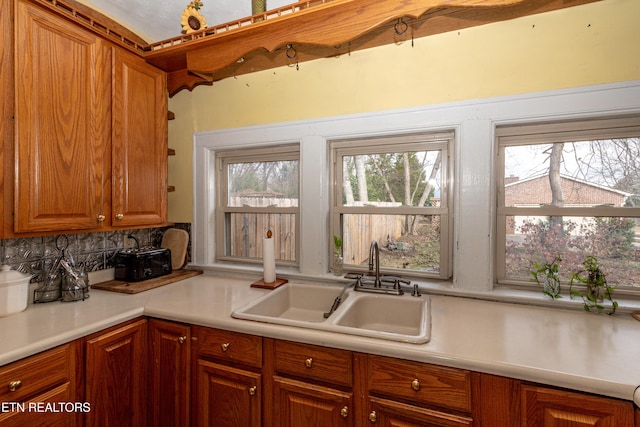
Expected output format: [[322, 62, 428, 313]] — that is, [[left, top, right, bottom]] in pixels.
[[340, 406, 349, 418], [411, 378, 421, 391], [115, 213, 124, 220], [368, 411, 377, 423], [178, 336, 187, 344], [248, 386, 257, 396], [8, 380, 22, 392], [304, 357, 313, 368], [97, 214, 105, 222], [221, 342, 230, 352]]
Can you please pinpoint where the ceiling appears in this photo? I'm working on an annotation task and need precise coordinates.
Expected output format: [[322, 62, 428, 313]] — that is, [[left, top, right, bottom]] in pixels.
[[77, 0, 294, 42]]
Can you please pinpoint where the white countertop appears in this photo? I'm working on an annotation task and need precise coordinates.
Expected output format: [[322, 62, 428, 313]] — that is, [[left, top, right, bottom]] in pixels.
[[1, 272, 639, 406]]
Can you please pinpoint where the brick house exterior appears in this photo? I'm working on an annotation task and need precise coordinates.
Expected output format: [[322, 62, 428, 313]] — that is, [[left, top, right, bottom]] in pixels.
[[504, 174, 632, 235], [505, 174, 630, 207]]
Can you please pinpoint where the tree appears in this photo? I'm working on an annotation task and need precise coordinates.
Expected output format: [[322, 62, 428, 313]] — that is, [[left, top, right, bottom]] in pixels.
[[548, 143, 564, 231], [344, 150, 442, 235]]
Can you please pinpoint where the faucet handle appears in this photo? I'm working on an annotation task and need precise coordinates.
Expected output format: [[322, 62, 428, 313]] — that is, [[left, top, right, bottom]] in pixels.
[[393, 278, 411, 289]]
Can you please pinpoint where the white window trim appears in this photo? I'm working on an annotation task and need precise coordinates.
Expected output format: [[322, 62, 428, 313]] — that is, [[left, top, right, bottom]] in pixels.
[[192, 80, 640, 303]]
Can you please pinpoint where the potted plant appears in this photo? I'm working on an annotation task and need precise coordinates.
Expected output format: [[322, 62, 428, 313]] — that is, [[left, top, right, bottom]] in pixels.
[[531, 257, 562, 299], [332, 235, 344, 276], [569, 255, 618, 315]]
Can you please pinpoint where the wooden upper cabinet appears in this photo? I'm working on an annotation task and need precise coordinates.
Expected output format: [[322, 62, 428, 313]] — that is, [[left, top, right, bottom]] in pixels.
[[12, 0, 167, 234], [14, 0, 111, 233], [112, 49, 168, 228]]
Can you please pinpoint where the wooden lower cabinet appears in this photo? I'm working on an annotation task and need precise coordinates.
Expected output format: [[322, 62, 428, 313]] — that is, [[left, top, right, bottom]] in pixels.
[[521, 384, 634, 427], [6, 319, 630, 427], [192, 326, 263, 427], [0, 342, 78, 427], [196, 359, 261, 427], [172, 323, 640, 427], [267, 339, 354, 427], [85, 318, 147, 427], [272, 375, 352, 427], [148, 319, 191, 427], [358, 353, 473, 427]]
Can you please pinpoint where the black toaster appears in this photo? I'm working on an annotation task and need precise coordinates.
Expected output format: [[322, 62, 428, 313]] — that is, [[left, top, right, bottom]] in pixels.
[[114, 247, 172, 282]]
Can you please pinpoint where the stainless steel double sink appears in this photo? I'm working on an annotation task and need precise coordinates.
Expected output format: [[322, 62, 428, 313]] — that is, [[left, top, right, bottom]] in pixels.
[[232, 282, 431, 344]]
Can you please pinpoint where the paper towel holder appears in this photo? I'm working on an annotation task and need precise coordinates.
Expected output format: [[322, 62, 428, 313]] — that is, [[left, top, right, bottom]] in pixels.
[[251, 230, 288, 290]]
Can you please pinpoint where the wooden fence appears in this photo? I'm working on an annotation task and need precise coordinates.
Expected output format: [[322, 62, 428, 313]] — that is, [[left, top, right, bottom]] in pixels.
[[228, 196, 297, 260], [342, 214, 404, 265], [227, 197, 408, 263]]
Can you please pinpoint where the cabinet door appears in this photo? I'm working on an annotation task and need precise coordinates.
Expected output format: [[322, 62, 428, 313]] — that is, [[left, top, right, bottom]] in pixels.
[[273, 376, 352, 427], [148, 319, 190, 427], [0, 0, 12, 239], [112, 48, 167, 228], [522, 385, 634, 427], [196, 359, 261, 427], [14, 0, 111, 233], [85, 319, 147, 427], [366, 396, 473, 427]]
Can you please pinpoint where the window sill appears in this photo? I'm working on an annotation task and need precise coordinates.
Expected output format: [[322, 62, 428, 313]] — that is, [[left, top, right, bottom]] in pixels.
[[192, 262, 640, 316]]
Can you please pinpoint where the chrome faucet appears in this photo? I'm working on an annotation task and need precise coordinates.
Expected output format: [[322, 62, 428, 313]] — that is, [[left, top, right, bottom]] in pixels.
[[368, 240, 382, 287]]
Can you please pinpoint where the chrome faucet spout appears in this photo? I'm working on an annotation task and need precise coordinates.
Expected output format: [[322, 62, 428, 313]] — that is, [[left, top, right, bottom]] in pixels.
[[368, 240, 381, 287]]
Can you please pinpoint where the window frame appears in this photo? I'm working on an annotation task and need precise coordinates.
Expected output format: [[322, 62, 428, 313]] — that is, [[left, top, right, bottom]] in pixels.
[[329, 132, 454, 280], [495, 116, 640, 292], [215, 144, 300, 266], [192, 81, 640, 305]]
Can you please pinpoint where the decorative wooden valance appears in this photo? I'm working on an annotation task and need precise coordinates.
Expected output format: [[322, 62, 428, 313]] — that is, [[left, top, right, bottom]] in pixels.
[[143, 0, 598, 97]]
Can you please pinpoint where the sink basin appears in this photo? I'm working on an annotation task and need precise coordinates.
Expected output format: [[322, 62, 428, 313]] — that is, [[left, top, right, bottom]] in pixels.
[[232, 282, 431, 344], [332, 293, 430, 339], [232, 283, 347, 324]]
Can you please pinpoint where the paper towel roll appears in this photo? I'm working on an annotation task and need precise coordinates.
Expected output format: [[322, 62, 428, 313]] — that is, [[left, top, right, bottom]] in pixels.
[[263, 235, 276, 283]]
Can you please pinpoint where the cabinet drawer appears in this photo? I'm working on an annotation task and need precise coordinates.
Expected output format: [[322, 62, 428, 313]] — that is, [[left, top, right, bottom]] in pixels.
[[366, 355, 471, 413], [274, 340, 352, 388], [196, 327, 262, 368], [0, 343, 74, 403], [0, 383, 76, 426]]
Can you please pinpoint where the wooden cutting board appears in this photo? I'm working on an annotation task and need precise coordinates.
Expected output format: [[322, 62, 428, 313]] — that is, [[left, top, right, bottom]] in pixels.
[[92, 269, 203, 294], [161, 228, 190, 270]]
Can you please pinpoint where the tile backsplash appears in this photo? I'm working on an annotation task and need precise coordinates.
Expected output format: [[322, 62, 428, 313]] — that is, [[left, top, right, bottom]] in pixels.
[[1, 224, 191, 284]]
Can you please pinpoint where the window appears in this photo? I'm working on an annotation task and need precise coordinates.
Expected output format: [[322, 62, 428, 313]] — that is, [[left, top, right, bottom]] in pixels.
[[330, 132, 453, 279], [216, 145, 299, 265], [496, 117, 640, 293]]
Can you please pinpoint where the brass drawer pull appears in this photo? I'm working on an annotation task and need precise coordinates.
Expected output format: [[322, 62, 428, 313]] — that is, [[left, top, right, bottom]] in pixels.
[[304, 357, 313, 368], [97, 214, 105, 222], [340, 406, 348, 418], [115, 213, 124, 220], [178, 336, 187, 344], [221, 342, 230, 352], [248, 386, 257, 396], [8, 380, 22, 392], [368, 411, 377, 423], [411, 378, 421, 391]]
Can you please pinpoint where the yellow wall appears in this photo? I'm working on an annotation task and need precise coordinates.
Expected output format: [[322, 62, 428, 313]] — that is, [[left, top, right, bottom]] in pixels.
[[167, 0, 640, 222]]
